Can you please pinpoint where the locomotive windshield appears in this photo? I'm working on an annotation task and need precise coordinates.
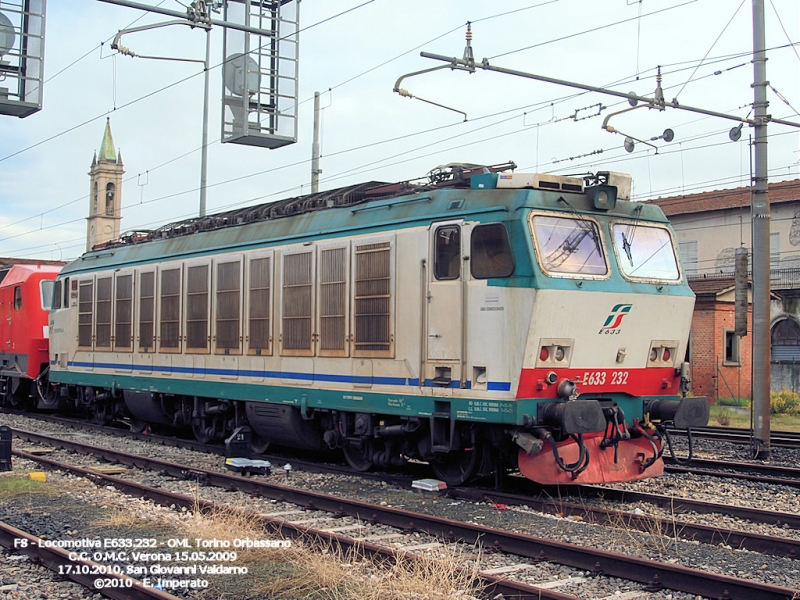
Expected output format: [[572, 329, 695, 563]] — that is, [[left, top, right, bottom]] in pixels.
[[531, 214, 607, 276], [611, 222, 681, 281]]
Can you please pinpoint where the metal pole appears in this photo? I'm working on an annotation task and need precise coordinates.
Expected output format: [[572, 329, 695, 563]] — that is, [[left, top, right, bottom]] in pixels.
[[311, 91, 321, 193], [97, 0, 278, 38], [199, 27, 210, 217], [751, 0, 771, 459], [418, 52, 800, 130]]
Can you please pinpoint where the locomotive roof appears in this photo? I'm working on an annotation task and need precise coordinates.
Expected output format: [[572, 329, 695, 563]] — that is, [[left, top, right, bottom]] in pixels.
[[0, 264, 62, 288], [64, 164, 669, 276]]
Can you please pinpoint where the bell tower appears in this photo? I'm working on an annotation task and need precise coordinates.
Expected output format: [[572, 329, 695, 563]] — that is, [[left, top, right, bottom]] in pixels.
[[86, 118, 124, 252]]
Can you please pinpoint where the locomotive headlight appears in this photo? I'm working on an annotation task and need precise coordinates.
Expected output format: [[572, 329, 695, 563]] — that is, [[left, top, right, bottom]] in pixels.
[[648, 341, 678, 366], [535, 339, 574, 368]]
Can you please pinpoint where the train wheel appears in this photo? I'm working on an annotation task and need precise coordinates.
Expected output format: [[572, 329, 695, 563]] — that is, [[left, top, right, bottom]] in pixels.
[[34, 372, 59, 410], [430, 446, 482, 486], [192, 419, 212, 444], [249, 434, 271, 455], [343, 441, 374, 472], [3, 378, 31, 410], [129, 419, 148, 434], [92, 402, 113, 425]]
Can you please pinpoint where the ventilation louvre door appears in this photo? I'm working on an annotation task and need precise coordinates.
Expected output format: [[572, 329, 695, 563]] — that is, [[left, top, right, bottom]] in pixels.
[[352, 237, 394, 358], [318, 244, 349, 357], [281, 249, 315, 356]]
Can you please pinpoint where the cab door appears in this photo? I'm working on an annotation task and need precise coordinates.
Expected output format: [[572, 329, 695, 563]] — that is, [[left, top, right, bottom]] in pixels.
[[426, 221, 466, 387]]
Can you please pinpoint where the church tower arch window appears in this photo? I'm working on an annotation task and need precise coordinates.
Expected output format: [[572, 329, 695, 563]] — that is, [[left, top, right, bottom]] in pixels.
[[106, 183, 116, 216]]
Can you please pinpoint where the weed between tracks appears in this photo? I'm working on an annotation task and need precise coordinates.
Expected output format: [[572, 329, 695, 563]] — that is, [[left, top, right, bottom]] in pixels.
[[180, 498, 487, 600]]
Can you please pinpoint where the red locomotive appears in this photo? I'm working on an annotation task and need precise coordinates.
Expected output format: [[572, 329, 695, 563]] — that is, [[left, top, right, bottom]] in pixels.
[[0, 263, 62, 407]]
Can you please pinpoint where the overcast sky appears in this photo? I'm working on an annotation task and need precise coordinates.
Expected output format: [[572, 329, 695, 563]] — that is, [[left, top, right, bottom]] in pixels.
[[1, 0, 798, 262]]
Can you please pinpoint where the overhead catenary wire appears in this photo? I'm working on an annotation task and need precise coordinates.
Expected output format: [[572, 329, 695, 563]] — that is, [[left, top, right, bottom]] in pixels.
[[2, 2, 799, 256]]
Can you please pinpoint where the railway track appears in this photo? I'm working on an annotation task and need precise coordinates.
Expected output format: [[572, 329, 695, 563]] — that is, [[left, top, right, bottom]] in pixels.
[[668, 424, 800, 448], [6, 427, 800, 599], [9, 409, 800, 487]]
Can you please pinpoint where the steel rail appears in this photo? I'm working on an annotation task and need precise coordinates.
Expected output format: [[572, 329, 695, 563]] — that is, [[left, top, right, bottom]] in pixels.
[[451, 487, 800, 559], [667, 425, 800, 448], [667, 456, 800, 481], [10, 449, 577, 600], [666, 462, 800, 489], [10, 431, 798, 600], [0, 521, 179, 600]]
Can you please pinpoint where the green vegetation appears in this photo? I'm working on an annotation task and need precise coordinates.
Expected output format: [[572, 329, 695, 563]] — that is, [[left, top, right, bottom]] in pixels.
[[0, 474, 50, 499], [770, 389, 800, 416], [709, 392, 800, 431]]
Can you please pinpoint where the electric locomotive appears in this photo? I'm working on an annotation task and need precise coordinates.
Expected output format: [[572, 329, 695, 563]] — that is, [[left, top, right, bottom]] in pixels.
[[44, 163, 709, 485], [0, 263, 61, 408]]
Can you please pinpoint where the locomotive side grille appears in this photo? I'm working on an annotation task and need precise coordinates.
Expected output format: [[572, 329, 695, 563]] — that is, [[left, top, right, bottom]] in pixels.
[[160, 269, 181, 349], [248, 256, 271, 353], [354, 242, 391, 352], [186, 265, 209, 350], [95, 277, 112, 349], [138, 272, 155, 352], [216, 261, 241, 351], [114, 274, 133, 350], [319, 247, 347, 352], [283, 252, 313, 351]]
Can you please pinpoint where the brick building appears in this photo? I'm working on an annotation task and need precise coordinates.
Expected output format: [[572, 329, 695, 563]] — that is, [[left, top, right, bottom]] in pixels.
[[647, 179, 800, 401], [688, 278, 753, 403]]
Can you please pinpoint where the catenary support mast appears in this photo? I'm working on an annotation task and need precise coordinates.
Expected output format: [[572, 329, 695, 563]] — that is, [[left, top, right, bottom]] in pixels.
[[751, 0, 770, 458]]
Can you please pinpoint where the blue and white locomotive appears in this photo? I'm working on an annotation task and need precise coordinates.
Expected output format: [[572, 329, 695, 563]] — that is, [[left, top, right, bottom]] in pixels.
[[46, 163, 708, 485]]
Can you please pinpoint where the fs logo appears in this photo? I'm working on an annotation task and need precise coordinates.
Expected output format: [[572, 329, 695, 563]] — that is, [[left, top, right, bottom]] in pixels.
[[599, 304, 632, 334]]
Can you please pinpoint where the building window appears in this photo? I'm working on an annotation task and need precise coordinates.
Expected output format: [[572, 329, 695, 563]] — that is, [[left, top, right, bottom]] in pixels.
[[105, 183, 116, 216], [723, 329, 740, 365], [678, 240, 698, 276], [770, 232, 780, 270], [771, 318, 800, 361]]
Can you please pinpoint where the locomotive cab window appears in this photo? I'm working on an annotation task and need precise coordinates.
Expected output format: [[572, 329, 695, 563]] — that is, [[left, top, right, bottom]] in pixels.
[[434, 225, 461, 280], [530, 214, 607, 277], [611, 222, 680, 281], [52, 280, 62, 310], [40, 280, 55, 311], [471, 223, 514, 279], [13, 286, 21, 310]]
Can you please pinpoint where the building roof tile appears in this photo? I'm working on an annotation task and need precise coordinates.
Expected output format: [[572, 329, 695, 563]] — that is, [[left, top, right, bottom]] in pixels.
[[647, 179, 800, 216]]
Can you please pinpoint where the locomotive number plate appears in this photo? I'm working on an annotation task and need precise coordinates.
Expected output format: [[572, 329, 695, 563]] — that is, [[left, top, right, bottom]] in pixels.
[[581, 371, 629, 386]]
